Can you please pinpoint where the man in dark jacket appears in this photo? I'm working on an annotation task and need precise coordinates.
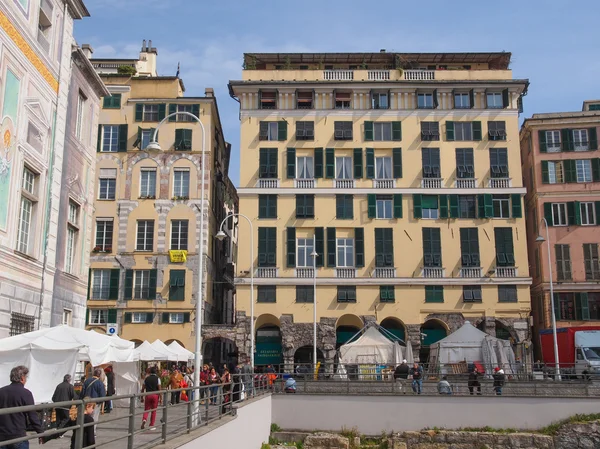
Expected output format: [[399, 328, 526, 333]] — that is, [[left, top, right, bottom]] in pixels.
[[493, 367, 505, 395], [394, 360, 410, 379], [52, 374, 75, 430], [104, 367, 115, 413], [0, 365, 44, 447], [468, 368, 482, 395], [81, 368, 106, 427]]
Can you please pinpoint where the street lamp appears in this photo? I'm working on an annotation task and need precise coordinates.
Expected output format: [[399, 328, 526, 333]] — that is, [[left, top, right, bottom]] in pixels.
[[216, 213, 255, 371], [536, 218, 561, 381], [147, 111, 206, 420], [310, 250, 318, 372]]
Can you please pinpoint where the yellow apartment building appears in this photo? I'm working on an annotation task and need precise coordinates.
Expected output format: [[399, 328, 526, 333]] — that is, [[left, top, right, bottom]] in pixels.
[[86, 42, 237, 359], [228, 52, 532, 368]]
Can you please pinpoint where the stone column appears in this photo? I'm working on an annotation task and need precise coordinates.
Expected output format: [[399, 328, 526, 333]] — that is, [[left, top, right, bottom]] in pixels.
[[406, 324, 422, 362]]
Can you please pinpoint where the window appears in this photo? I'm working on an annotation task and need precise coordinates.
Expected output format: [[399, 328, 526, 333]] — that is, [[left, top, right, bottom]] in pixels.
[[486, 92, 503, 109], [92, 269, 112, 299], [169, 313, 184, 324], [336, 195, 353, 219], [103, 94, 121, 109], [591, 293, 600, 320], [373, 123, 392, 141], [334, 121, 353, 140], [455, 149, 474, 179], [259, 148, 278, 179], [454, 92, 471, 109], [547, 161, 564, 184], [418, 92, 434, 109], [143, 104, 159, 121], [337, 286, 357, 303], [171, 220, 188, 250], [422, 228, 441, 267], [488, 121, 507, 141], [498, 285, 517, 303], [174, 104, 199, 122], [458, 195, 477, 218], [169, 270, 185, 300], [425, 286, 444, 303], [490, 148, 509, 178], [576, 159, 592, 183], [555, 244, 572, 281], [460, 228, 480, 267], [258, 195, 277, 219], [297, 238, 314, 267], [372, 92, 388, 109], [296, 121, 314, 140], [102, 125, 119, 152], [174, 129, 192, 150], [259, 122, 279, 141], [132, 312, 150, 324], [296, 91, 313, 109], [95, 219, 113, 252], [580, 202, 596, 225], [134, 270, 151, 299], [89, 310, 108, 325], [297, 156, 314, 179], [62, 309, 73, 326], [136, 220, 154, 251], [421, 195, 439, 219], [376, 196, 392, 219], [584, 244, 600, 280], [453, 123, 473, 141], [258, 227, 277, 267], [296, 286, 314, 303], [9, 312, 35, 336], [98, 169, 116, 200], [573, 129, 589, 151], [259, 91, 277, 109], [380, 286, 395, 303], [375, 228, 394, 267], [335, 157, 352, 180], [17, 167, 38, 254], [75, 92, 86, 140], [421, 122, 440, 141], [337, 238, 354, 267], [335, 91, 351, 109], [546, 130, 561, 152], [68, 201, 79, 224], [296, 194, 314, 218], [257, 286, 276, 303], [375, 157, 392, 179], [422, 148, 440, 178], [173, 169, 190, 198], [140, 129, 152, 150], [494, 228, 515, 267], [65, 202, 79, 275], [140, 169, 156, 198], [492, 195, 510, 218], [463, 286, 482, 303], [552, 203, 568, 226]]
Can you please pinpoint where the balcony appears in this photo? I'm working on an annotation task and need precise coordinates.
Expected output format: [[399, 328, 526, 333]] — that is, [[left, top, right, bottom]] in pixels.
[[256, 179, 280, 189], [373, 267, 396, 278], [423, 267, 444, 278], [37, 29, 50, 54], [256, 267, 278, 278], [460, 267, 482, 278], [496, 267, 517, 278], [368, 70, 390, 81], [373, 179, 395, 189], [489, 178, 511, 188], [295, 179, 316, 188], [422, 178, 443, 189], [295, 268, 315, 278], [455, 178, 477, 189], [323, 70, 354, 81], [335, 268, 356, 279], [334, 179, 355, 188], [404, 70, 435, 80]]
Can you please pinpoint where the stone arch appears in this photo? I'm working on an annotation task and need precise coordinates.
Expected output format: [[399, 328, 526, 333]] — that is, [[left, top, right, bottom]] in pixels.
[[293, 346, 325, 365], [96, 153, 123, 171], [420, 318, 450, 363], [495, 319, 519, 343], [255, 313, 281, 330], [379, 317, 407, 343], [128, 157, 160, 200], [335, 314, 363, 348], [254, 314, 283, 368], [335, 314, 363, 329]]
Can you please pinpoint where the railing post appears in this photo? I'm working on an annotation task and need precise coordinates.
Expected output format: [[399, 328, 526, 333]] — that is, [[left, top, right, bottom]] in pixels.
[[75, 400, 85, 449], [161, 391, 168, 443], [187, 392, 193, 431], [205, 388, 210, 424], [218, 385, 222, 419], [127, 395, 136, 449]]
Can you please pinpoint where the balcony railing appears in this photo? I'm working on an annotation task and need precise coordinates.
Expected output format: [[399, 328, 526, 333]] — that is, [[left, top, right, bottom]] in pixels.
[[334, 179, 355, 188], [574, 142, 590, 152], [423, 267, 444, 278], [37, 29, 50, 53], [295, 179, 316, 188], [489, 178, 511, 188], [373, 179, 395, 189], [256, 267, 278, 278], [373, 267, 396, 278], [496, 267, 517, 278], [460, 267, 482, 278], [335, 268, 356, 279], [323, 70, 354, 81], [455, 178, 477, 189], [547, 144, 561, 153], [368, 70, 390, 81], [404, 70, 435, 80], [256, 179, 280, 188], [295, 268, 315, 278], [422, 178, 443, 189]]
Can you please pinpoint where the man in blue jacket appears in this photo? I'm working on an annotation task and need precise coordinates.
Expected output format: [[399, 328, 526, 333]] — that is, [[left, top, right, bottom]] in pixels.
[[81, 368, 106, 431]]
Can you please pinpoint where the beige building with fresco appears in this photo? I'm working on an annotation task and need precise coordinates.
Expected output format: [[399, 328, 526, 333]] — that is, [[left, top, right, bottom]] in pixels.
[[228, 52, 532, 368], [87, 43, 237, 357]]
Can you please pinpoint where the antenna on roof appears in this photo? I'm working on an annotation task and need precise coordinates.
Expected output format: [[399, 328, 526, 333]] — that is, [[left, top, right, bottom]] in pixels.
[[176, 62, 180, 78]]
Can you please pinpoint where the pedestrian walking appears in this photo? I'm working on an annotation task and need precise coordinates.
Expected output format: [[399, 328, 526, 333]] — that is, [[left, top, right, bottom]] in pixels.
[[493, 367, 505, 395], [208, 368, 220, 405], [393, 359, 409, 393], [241, 361, 253, 399], [410, 362, 423, 394], [232, 364, 242, 404], [81, 367, 106, 434], [437, 376, 452, 395], [468, 368, 482, 395], [200, 364, 209, 404], [0, 365, 45, 448], [141, 366, 161, 430], [104, 367, 115, 413], [221, 367, 232, 414], [70, 400, 96, 449], [51, 374, 75, 438], [169, 369, 183, 405]]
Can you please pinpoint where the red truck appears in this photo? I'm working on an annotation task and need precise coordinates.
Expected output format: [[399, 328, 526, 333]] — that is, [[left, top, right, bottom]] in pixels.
[[540, 326, 600, 378]]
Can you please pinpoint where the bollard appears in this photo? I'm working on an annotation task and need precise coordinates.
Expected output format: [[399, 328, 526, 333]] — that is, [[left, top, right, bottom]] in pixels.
[[127, 395, 136, 449], [161, 391, 168, 443]]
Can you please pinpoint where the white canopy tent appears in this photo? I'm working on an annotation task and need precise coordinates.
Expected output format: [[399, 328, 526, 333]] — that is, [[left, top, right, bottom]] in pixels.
[[150, 339, 180, 362], [135, 340, 171, 361], [167, 341, 194, 362]]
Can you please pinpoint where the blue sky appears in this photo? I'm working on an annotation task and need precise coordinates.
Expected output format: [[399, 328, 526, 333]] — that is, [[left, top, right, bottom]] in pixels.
[[76, 0, 600, 186]]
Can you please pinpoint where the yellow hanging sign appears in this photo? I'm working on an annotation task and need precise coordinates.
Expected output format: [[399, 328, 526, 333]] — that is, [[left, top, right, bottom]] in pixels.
[[169, 250, 187, 263]]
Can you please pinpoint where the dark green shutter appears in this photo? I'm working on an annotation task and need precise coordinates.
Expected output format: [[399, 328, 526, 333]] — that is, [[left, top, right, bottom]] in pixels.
[[469, 89, 474, 108], [315, 227, 324, 267], [564, 159, 576, 183], [353, 148, 363, 178], [169, 270, 185, 301], [511, 194, 522, 218], [327, 228, 336, 267], [162, 312, 170, 323], [449, 195, 459, 218], [117, 124, 128, 152], [157, 104, 166, 121], [539, 130, 547, 153], [596, 201, 600, 226], [175, 129, 183, 150], [102, 96, 111, 109], [109, 269, 120, 300], [96, 125, 102, 152], [392, 148, 402, 178], [574, 201, 582, 225], [314, 148, 323, 178], [446, 121, 455, 141], [393, 194, 403, 219], [287, 227, 296, 268], [544, 203, 553, 226], [286, 148, 296, 179], [364, 121, 374, 141], [592, 159, 600, 182], [124, 269, 133, 300], [541, 161, 550, 184], [258, 195, 267, 218], [366, 148, 375, 179], [413, 194, 422, 219], [439, 194, 448, 218], [484, 194, 493, 218], [148, 269, 157, 299], [392, 122, 402, 141], [183, 129, 192, 149], [367, 194, 376, 218], [562, 129, 573, 151], [191, 104, 200, 119], [355, 228, 365, 268], [183, 312, 191, 323], [472, 121, 482, 141], [553, 293, 560, 320], [278, 121, 288, 141], [589, 128, 598, 150], [168, 104, 177, 122], [433, 89, 438, 108], [146, 313, 154, 324], [135, 104, 143, 122], [502, 89, 509, 108], [86, 268, 92, 300], [325, 148, 335, 178], [567, 202, 576, 226], [124, 313, 132, 324], [107, 309, 117, 323], [575, 293, 590, 320]]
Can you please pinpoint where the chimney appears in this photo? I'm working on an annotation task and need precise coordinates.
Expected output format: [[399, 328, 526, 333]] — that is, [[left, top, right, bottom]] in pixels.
[[205, 87, 214, 98], [81, 44, 93, 59], [142, 39, 146, 51]]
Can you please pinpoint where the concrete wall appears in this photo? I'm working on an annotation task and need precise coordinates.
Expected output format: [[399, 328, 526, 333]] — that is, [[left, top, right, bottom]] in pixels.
[[272, 395, 600, 435]]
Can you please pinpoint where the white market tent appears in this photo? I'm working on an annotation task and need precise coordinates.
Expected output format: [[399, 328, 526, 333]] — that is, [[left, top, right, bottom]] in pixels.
[[150, 339, 180, 362], [167, 341, 194, 361], [0, 326, 139, 403], [135, 340, 172, 361]]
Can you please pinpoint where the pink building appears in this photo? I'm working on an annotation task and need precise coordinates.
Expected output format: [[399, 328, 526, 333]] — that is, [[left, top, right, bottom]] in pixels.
[[520, 100, 600, 359]]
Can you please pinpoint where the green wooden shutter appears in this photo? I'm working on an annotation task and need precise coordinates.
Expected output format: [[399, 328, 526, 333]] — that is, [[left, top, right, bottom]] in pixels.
[[258, 195, 267, 218], [538, 130, 547, 153], [325, 148, 335, 178], [162, 312, 170, 323], [157, 103, 166, 121], [469, 89, 474, 108], [511, 194, 522, 218], [446, 121, 455, 141], [472, 121, 482, 141], [589, 127, 598, 150], [107, 309, 117, 323], [477, 195, 485, 219], [567, 201, 576, 226], [364, 121, 374, 141], [367, 194, 376, 219], [592, 159, 600, 182], [278, 121, 288, 141], [135, 104, 143, 121], [117, 124, 128, 152], [449, 195, 459, 218], [484, 194, 493, 218], [87, 268, 92, 300], [413, 194, 422, 219], [148, 269, 157, 299], [433, 89, 438, 108], [502, 89, 509, 108], [355, 228, 365, 267], [366, 148, 375, 179], [574, 201, 582, 225], [393, 194, 403, 219], [286, 148, 296, 179], [124, 313, 132, 324], [146, 313, 154, 323], [439, 194, 449, 218], [102, 96, 111, 109], [552, 293, 561, 320], [124, 269, 133, 300], [541, 161, 550, 184], [258, 228, 267, 266], [314, 148, 323, 178], [183, 129, 192, 149], [97, 125, 102, 152], [353, 148, 363, 179], [327, 228, 336, 267], [544, 203, 554, 226], [174, 129, 183, 150], [392, 148, 402, 178], [375, 228, 384, 267], [168, 104, 177, 122], [392, 122, 402, 141], [191, 104, 200, 119], [595, 201, 600, 226], [109, 269, 120, 300], [564, 160, 576, 183], [562, 129, 573, 151], [315, 227, 324, 267], [287, 227, 296, 268], [183, 312, 191, 323]]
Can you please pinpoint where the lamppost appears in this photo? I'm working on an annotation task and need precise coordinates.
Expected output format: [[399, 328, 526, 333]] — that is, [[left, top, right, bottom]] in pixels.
[[536, 218, 561, 381], [216, 213, 255, 371], [146, 111, 206, 419], [310, 250, 318, 372]]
